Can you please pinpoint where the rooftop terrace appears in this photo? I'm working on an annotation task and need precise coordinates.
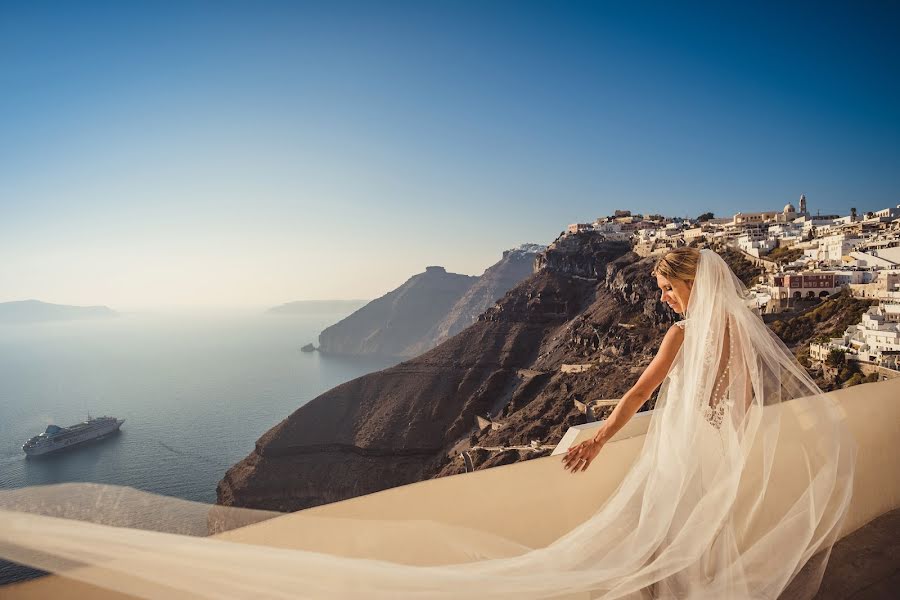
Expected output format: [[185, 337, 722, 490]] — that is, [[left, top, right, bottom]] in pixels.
[[4, 378, 899, 599]]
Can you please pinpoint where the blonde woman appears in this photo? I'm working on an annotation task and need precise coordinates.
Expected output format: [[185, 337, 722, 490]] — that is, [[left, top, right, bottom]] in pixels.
[[561, 247, 854, 598], [563, 247, 699, 474]]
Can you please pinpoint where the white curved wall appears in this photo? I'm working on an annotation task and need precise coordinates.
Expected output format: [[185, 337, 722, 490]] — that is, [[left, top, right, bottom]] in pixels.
[[217, 378, 900, 562], [5, 378, 899, 598]]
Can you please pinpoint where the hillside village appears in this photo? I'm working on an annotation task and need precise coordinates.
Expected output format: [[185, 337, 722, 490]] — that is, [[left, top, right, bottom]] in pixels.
[[565, 197, 900, 383]]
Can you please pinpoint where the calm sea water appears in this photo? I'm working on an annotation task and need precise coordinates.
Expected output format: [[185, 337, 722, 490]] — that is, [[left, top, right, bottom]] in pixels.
[[0, 311, 396, 503]]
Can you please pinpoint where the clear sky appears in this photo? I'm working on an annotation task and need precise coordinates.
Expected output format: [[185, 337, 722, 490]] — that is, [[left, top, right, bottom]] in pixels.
[[1, 1, 898, 309]]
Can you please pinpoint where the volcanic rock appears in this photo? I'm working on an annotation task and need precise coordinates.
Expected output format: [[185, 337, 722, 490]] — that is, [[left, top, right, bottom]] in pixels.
[[218, 232, 672, 512]]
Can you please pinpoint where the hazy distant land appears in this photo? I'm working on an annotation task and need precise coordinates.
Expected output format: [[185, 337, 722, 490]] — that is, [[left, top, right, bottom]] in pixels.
[[0, 300, 119, 323], [265, 299, 370, 316]]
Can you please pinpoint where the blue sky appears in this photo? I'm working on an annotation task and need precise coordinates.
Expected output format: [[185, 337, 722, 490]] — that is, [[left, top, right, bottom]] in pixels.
[[1, 1, 898, 308]]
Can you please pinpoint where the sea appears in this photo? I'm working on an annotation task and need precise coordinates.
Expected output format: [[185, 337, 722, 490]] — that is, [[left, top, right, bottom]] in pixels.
[[0, 310, 396, 503], [0, 309, 398, 585]]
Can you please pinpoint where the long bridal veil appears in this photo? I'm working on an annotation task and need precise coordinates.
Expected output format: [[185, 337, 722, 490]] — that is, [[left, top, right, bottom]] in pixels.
[[0, 249, 855, 599]]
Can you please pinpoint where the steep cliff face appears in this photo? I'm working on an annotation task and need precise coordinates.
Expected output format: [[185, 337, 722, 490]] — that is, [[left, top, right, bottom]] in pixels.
[[316, 266, 478, 358], [317, 246, 543, 359], [437, 247, 673, 474], [405, 244, 545, 356], [218, 232, 674, 512], [535, 234, 632, 278]]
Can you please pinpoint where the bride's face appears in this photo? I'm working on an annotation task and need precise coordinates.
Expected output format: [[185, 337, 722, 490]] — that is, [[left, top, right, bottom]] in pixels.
[[656, 274, 693, 315]]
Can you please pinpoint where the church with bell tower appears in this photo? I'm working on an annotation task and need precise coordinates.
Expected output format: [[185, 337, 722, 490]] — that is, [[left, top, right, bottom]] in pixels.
[[781, 194, 809, 220]]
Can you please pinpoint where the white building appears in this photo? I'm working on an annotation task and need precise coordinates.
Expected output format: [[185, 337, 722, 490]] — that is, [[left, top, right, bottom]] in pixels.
[[591, 221, 631, 241], [811, 303, 900, 370], [874, 204, 900, 220], [592, 221, 622, 233], [849, 269, 900, 301], [813, 233, 866, 264], [796, 216, 838, 237], [849, 251, 898, 269], [736, 231, 776, 258], [870, 247, 900, 265], [829, 269, 877, 286], [567, 223, 593, 234], [664, 221, 683, 231], [833, 213, 860, 227], [802, 241, 824, 263], [767, 222, 803, 237], [683, 225, 712, 243], [655, 227, 682, 238], [635, 227, 658, 241]]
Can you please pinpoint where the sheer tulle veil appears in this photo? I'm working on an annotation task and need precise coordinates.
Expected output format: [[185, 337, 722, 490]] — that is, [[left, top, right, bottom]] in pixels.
[[0, 249, 855, 599]]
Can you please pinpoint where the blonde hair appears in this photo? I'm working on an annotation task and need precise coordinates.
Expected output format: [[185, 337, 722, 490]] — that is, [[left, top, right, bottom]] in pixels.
[[652, 247, 700, 283]]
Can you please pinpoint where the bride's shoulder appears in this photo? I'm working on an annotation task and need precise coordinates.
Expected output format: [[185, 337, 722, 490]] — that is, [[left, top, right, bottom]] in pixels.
[[673, 319, 687, 330], [662, 320, 686, 345]]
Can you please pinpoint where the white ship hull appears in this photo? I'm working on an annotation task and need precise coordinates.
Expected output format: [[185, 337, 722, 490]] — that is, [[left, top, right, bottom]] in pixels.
[[23, 419, 125, 456]]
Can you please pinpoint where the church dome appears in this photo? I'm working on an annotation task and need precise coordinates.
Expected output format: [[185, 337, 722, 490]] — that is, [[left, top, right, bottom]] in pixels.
[[783, 203, 796, 213]]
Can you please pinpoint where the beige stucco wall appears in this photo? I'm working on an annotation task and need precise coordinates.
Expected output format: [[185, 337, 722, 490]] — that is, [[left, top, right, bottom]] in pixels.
[[4, 378, 899, 598]]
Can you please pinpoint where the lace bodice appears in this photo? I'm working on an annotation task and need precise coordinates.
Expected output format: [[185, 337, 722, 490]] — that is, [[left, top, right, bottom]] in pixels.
[[672, 317, 734, 429], [702, 319, 736, 429]]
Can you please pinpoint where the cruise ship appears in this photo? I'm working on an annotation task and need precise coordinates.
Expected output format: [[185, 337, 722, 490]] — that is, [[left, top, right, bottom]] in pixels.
[[22, 415, 125, 457]]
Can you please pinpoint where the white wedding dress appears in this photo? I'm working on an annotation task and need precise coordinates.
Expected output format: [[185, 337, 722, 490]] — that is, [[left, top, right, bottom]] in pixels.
[[0, 249, 855, 599]]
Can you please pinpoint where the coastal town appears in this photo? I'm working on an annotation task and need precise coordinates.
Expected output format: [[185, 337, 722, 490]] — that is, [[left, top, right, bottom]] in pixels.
[[565, 197, 900, 381]]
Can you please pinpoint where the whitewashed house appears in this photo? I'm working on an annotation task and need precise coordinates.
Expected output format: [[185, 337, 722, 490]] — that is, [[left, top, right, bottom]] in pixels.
[[811, 303, 900, 370]]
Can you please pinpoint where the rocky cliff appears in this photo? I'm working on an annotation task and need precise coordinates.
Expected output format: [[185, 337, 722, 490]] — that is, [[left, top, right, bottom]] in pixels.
[[218, 233, 877, 512], [218, 232, 674, 512], [316, 266, 478, 358], [317, 245, 544, 359], [404, 244, 545, 356]]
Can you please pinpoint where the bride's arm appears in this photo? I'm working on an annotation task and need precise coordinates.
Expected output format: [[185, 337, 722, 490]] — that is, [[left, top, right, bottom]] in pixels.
[[590, 324, 685, 445]]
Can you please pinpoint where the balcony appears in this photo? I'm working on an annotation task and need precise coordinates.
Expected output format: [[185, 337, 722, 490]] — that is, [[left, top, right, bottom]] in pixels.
[[4, 378, 899, 599]]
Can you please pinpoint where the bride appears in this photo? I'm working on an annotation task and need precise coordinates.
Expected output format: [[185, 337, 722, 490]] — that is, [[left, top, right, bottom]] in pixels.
[[561, 247, 855, 597], [0, 248, 855, 599], [563, 246, 699, 475]]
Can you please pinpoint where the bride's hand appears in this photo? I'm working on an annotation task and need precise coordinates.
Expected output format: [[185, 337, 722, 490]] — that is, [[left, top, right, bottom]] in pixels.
[[562, 437, 604, 473]]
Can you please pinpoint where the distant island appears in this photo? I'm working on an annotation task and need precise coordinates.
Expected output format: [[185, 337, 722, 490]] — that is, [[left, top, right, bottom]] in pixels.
[[265, 299, 370, 316], [0, 299, 118, 323]]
